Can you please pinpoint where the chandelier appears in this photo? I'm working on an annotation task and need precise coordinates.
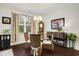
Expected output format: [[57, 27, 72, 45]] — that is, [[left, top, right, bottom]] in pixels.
[[33, 16, 42, 21]]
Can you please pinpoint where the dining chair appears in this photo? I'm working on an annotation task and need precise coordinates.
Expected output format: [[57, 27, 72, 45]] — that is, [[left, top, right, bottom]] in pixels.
[[42, 34, 54, 52], [24, 33, 30, 49], [30, 34, 42, 56]]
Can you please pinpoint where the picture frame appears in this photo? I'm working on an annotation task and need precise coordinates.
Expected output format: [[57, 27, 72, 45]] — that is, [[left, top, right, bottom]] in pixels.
[[51, 18, 65, 29], [2, 17, 11, 24]]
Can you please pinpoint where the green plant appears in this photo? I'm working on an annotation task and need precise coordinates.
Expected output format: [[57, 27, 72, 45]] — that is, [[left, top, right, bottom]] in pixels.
[[3, 29, 10, 33], [0, 28, 11, 34], [67, 33, 77, 41], [58, 27, 62, 31]]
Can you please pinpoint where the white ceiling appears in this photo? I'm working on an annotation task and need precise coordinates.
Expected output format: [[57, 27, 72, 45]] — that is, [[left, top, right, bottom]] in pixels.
[[1, 3, 79, 16]]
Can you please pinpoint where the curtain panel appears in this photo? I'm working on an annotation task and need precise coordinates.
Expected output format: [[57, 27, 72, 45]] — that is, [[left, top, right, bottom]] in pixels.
[[11, 13, 19, 43]]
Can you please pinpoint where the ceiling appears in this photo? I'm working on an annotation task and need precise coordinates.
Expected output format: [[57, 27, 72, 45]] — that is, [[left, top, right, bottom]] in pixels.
[[1, 3, 79, 16]]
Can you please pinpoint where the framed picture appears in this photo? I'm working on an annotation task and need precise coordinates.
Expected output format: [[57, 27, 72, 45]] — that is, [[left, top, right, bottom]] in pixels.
[[51, 18, 65, 29], [2, 17, 11, 24]]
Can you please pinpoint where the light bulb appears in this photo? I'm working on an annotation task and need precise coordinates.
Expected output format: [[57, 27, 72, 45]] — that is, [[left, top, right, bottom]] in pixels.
[[39, 16, 42, 21], [33, 16, 37, 20]]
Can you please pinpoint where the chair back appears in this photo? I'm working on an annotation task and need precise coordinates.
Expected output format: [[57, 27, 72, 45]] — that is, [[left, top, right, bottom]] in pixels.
[[30, 34, 41, 48], [24, 33, 29, 41], [51, 34, 54, 41]]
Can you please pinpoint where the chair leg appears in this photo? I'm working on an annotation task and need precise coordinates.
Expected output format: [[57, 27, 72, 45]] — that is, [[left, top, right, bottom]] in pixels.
[[37, 47, 42, 56], [31, 47, 42, 56], [31, 49, 38, 56], [31, 49, 33, 55]]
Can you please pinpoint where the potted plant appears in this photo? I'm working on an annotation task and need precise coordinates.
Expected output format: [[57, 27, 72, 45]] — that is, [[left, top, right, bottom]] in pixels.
[[58, 27, 62, 31], [0, 28, 11, 34], [67, 33, 77, 48]]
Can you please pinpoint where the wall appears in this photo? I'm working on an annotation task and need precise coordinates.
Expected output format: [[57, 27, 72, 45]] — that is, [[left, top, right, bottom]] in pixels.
[[44, 5, 79, 50], [0, 4, 33, 45]]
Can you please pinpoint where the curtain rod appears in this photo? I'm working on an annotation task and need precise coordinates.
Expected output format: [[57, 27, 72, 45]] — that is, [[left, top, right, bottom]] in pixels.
[[11, 12, 33, 18]]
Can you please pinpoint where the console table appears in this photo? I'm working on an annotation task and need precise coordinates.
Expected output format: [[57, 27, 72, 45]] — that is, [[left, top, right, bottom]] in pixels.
[[0, 34, 11, 50], [47, 32, 67, 47]]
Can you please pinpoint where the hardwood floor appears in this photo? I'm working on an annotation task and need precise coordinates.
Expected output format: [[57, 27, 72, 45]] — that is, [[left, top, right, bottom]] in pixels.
[[12, 43, 79, 56], [12, 43, 31, 56]]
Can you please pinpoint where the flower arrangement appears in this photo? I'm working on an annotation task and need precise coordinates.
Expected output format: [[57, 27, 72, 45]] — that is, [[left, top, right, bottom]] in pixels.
[[0, 28, 11, 34]]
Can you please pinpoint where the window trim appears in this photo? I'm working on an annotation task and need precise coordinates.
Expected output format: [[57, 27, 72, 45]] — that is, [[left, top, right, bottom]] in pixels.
[[18, 16, 31, 33]]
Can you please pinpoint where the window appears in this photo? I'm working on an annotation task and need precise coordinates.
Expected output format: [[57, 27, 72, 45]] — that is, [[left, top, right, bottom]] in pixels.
[[18, 15, 31, 33], [19, 25, 24, 32]]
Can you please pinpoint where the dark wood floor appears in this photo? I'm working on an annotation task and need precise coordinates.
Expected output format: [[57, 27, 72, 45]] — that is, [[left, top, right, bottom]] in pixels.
[[11, 43, 79, 56]]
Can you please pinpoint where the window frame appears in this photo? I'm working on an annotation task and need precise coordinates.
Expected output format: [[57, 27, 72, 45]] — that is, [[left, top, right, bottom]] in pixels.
[[18, 16, 31, 33]]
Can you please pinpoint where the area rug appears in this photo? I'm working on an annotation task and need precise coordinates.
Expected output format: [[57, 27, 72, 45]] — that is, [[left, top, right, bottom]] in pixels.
[[0, 49, 14, 56]]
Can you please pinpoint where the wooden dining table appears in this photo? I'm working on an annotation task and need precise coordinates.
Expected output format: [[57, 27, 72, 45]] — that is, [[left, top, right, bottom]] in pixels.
[[25, 36, 54, 52]]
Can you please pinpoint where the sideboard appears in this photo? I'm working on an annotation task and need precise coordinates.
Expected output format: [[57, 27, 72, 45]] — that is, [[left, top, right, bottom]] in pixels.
[[47, 32, 67, 47], [0, 34, 11, 50]]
